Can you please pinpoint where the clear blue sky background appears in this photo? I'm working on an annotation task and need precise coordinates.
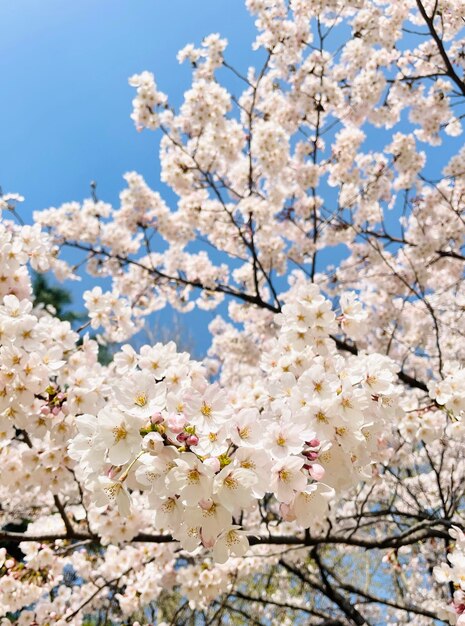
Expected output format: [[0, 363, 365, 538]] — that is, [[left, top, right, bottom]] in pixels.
[[0, 0, 263, 356]]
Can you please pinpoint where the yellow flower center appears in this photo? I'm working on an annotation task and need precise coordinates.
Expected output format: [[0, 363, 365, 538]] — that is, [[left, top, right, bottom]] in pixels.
[[315, 411, 328, 424], [162, 498, 176, 512], [224, 474, 238, 489], [241, 459, 255, 470], [341, 397, 353, 409], [104, 482, 122, 500], [134, 393, 148, 407], [226, 530, 239, 546], [238, 426, 250, 439], [187, 469, 200, 484], [201, 402, 212, 417], [113, 425, 128, 443]]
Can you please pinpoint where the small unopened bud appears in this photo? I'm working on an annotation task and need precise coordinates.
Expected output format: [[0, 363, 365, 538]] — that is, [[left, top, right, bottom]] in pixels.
[[40, 405, 50, 416], [150, 412, 163, 425], [51, 406, 60, 416], [304, 450, 319, 461], [309, 463, 325, 481], [186, 434, 199, 446], [199, 498, 213, 511], [307, 438, 320, 448]]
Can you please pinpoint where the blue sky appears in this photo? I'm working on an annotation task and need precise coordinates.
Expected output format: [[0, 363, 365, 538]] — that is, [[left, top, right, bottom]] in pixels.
[[0, 0, 263, 356], [0, 0, 258, 210]]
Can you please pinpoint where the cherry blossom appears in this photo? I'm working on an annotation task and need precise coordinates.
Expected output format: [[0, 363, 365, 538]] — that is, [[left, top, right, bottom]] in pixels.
[[2, 0, 465, 622]]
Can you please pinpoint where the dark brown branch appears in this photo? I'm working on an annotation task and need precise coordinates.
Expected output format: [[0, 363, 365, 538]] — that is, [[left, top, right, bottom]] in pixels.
[[334, 575, 444, 621], [416, 0, 465, 97], [63, 240, 280, 313], [0, 526, 449, 549], [53, 495, 75, 537], [313, 550, 371, 626], [330, 335, 430, 392], [280, 557, 370, 626], [231, 590, 326, 618]]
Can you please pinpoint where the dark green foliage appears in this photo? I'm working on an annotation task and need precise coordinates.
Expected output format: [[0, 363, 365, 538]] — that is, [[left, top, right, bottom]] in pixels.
[[32, 272, 85, 323], [32, 272, 113, 364]]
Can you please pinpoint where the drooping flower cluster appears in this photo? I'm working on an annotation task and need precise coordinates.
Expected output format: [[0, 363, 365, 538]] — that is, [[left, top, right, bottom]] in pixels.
[[429, 364, 465, 417], [0, 215, 78, 465], [435, 527, 465, 625]]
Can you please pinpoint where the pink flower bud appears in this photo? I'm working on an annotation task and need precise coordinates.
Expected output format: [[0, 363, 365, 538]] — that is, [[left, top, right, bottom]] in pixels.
[[40, 406, 50, 416], [199, 498, 213, 511], [150, 412, 163, 425], [304, 450, 319, 461], [5, 559, 15, 569], [186, 434, 199, 446], [309, 463, 325, 481], [56, 392, 65, 401], [307, 438, 320, 448], [203, 457, 220, 473], [51, 406, 60, 416], [176, 432, 188, 443]]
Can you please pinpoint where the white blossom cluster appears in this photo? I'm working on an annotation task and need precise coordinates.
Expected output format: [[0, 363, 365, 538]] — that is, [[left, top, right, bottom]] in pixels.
[[429, 365, 465, 417], [66, 281, 398, 564], [435, 527, 465, 625], [2, 0, 465, 622]]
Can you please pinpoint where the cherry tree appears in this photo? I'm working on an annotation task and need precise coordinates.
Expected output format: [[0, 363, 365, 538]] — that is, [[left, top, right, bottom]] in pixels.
[[2, 0, 465, 623]]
